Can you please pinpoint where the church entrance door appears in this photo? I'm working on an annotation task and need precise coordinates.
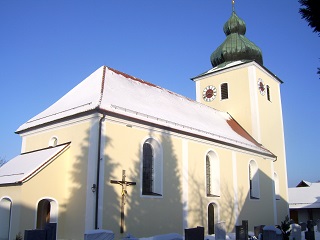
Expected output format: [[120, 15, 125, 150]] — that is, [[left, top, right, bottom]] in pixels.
[[208, 203, 216, 235], [37, 199, 51, 229]]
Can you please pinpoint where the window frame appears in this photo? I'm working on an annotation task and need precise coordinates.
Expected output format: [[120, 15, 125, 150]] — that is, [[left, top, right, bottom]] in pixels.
[[205, 151, 220, 197], [49, 136, 58, 147], [249, 160, 260, 199], [141, 138, 163, 197], [0, 197, 12, 240]]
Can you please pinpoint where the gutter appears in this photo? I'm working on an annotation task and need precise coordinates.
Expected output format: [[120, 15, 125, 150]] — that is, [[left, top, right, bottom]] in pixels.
[[95, 114, 106, 229], [273, 156, 278, 162], [0, 181, 23, 187]]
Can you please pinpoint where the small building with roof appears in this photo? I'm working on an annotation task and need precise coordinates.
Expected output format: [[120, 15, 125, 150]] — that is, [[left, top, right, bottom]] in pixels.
[[289, 181, 320, 223]]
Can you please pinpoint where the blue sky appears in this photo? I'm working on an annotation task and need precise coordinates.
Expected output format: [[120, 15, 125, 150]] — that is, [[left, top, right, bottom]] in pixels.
[[0, 1, 319, 187]]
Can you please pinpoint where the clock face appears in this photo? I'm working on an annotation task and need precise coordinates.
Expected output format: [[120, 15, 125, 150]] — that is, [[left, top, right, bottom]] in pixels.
[[257, 78, 266, 95], [202, 85, 217, 102]]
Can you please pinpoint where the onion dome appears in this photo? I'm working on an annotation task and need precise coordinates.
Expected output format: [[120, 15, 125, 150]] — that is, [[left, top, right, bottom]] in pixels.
[[210, 11, 263, 67]]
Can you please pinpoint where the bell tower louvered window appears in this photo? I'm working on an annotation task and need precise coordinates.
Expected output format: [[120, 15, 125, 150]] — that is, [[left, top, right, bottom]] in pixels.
[[221, 83, 229, 100], [266, 85, 271, 101]]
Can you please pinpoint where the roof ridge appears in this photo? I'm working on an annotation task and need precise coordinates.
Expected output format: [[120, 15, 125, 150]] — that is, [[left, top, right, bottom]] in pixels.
[[105, 65, 222, 114], [97, 66, 107, 107]]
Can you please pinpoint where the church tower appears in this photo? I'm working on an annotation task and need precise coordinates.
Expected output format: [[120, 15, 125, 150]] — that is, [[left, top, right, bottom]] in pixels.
[[192, 4, 289, 224]]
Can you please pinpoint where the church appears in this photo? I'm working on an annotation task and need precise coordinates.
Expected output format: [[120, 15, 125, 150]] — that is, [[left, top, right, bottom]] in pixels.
[[0, 5, 289, 240]]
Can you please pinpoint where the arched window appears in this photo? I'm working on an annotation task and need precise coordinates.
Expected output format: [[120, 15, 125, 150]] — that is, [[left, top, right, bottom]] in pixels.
[[249, 160, 260, 199], [206, 151, 220, 197], [49, 137, 58, 147], [208, 203, 217, 235], [274, 172, 280, 200], [142, 138, 163, 196], [142, 142, 153, 194], [0, 197, 12, 240], [221, 83, 229, 100]]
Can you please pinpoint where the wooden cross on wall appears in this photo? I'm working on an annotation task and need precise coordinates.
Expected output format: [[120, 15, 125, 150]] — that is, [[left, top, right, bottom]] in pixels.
[[110, 170, 136, 233]]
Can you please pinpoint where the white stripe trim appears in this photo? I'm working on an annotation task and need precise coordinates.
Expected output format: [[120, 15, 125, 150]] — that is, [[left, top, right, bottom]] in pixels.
[[248, 66, 261, 142], [182, 139, 189, 230], [232, 151, 239, 226]]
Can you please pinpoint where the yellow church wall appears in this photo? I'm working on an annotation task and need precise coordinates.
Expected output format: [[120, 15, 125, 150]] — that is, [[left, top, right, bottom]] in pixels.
[[100, 115, 280, 237], [101, 118, 184, 238], [186, 140, 236, 232], [13, 115, 100, 239], [0, 186, 22, 239], [235, 152, 276, 229], [186, 139, 276, 233], [20, 148, 70, 238], [195, 63, 289, 225], [254, 68, 289, 223], [197, 66, 254, 135]]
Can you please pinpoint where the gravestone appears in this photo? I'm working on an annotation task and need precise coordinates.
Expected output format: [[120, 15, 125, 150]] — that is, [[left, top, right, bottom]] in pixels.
[[242, 220, 248, 240], [235, 225, 245, 240], [45, 223, 57, 240], [263, 225, 282, 240], [299, 222, 307, 231], [316, 219, 320, 232], [290, 223, 301, 240], [84, 229, 114, 240], [305, 220, 315, 240], [215, 221, 226, 240], [254, 225, 264, 238], [184, 226, 204, 240], [24, 229, 47, 240]]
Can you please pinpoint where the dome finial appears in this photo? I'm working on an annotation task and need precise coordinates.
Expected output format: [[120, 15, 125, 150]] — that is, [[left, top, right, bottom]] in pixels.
[[210, 7, 264, 67]]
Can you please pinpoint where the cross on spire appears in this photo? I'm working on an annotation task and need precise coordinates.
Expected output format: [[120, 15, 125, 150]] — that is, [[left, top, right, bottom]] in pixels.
[[110, 170, 136, 233]]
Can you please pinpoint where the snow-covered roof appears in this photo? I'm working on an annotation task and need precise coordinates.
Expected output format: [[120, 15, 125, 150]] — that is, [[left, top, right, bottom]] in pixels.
[[288, 181, 320, 209], [0, 143, 69, 185], [192, 60, 248, 79], [192, 60, 283, 84], [17, 66, 274, 157]]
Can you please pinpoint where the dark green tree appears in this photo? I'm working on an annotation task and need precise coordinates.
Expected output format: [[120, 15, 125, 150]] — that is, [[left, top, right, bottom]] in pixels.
[[298, 0, 320, 77], [299, 0, 320, 34]]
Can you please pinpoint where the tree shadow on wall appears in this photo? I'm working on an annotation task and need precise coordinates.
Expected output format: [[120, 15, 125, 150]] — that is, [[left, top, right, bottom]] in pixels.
[[66, 119, 118, 239], [187, 160, 288, 235], [125, 128, 184, 238]]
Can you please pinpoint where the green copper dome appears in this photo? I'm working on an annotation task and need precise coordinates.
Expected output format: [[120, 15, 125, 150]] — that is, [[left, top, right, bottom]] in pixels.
[[210, 11, 263, 67]]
